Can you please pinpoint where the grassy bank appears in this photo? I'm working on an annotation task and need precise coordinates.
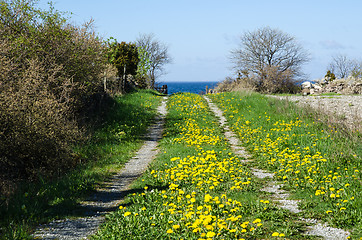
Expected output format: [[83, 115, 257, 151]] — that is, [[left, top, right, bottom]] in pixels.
[[0, 90, 162, 240], [93, 93, 307, 239], [209, 91, 361, 238]]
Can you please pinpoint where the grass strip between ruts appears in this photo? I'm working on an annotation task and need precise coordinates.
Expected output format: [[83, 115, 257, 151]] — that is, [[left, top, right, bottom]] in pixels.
[[93, 93, 308, 240]]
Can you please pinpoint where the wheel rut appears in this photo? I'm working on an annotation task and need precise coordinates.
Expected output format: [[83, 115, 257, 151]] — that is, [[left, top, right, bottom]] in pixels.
[[33, 97, 168, 240], [204, 95, 350, 240]]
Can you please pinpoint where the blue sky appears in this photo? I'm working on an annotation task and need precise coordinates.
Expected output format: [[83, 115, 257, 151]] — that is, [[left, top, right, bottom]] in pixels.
[[37, 0, 362, 83]]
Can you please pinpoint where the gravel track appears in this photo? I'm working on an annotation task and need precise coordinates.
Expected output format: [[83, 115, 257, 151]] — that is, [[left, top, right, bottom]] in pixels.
[[204, 96, 350, 240], [32, 95, 353, 239], [203, 96, 251, 161], [33, 97, 168, 240]]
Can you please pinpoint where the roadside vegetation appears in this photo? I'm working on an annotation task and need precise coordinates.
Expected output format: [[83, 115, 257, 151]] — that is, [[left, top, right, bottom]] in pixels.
[[0, 90, 162, 239], [93, 93, 309, 239], [1, 1, 360, 239], [0, 0, 170, 238], [0, 0, 171, 200], [209, 91, 361, 238], [0, 0, 114, 193]]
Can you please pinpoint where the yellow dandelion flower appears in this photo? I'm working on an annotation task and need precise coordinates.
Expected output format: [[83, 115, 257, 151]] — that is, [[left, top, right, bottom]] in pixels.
[[204, 194, 212, 202], [124, 212, 131, 217], [192, 228, 200, 233], [252, 218, 261, 224]]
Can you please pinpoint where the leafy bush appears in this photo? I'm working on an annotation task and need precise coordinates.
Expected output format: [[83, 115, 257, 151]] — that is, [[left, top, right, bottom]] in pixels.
[[0, 0, 116, 195], [106, 39, 140, 92], [259, 66, 301, 93]]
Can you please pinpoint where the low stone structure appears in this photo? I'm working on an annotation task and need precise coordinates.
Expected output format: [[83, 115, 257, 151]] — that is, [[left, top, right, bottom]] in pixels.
[[321, 78, 362, 94], [301, 77, 362, 95]]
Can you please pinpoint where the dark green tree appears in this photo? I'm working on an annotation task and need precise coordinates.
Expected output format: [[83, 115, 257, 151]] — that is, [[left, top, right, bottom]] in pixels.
[[106, 39, 139, 92], [325, 70, 336, 82]]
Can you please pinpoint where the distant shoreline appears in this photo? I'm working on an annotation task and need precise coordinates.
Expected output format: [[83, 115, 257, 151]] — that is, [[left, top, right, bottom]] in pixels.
[[161, 81, 219, 95]]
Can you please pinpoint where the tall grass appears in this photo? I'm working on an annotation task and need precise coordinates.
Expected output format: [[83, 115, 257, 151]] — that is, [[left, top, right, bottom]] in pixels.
[[0, 90, 162, 240]]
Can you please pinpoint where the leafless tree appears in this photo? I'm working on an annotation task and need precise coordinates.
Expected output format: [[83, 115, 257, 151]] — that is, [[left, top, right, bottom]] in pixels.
[[328, 54, 357, 78], [135, 33, 172, 89], [230, 27, 309, 92], [351, 61, 362, 79]]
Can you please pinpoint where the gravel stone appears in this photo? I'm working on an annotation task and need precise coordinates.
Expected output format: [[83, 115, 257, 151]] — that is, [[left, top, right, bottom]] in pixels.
[[203, 96, 251, 161], [251, 168, 274, 179], [305, 222, 351, 240]]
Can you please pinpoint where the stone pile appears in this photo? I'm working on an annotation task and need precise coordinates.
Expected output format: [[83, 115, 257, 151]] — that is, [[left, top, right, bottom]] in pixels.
[[301, 77, 362, 95]]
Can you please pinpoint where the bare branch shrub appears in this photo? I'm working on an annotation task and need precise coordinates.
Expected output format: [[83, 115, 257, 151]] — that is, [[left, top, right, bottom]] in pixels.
[[327, 54, 356, 79], [230, 27, 309, 93], [135, 33, 172, 88]]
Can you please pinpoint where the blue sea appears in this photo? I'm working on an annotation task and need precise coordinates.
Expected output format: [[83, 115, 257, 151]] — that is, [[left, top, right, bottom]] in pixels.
[[161, 81, 219, 95]]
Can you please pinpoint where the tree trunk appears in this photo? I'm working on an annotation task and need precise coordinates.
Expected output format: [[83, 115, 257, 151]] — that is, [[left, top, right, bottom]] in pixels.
[[122, 64, 126, 93], [103, 72, 107, 92]]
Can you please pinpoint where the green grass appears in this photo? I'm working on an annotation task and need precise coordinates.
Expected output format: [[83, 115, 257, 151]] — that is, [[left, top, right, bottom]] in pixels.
[[319, 92, 342, 96], [92, 93, 310, 239], [5, 90, 358, 239], [208, 91, 361, 239], [270, 93, 303, 96], [0, 90, 162, 240]]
